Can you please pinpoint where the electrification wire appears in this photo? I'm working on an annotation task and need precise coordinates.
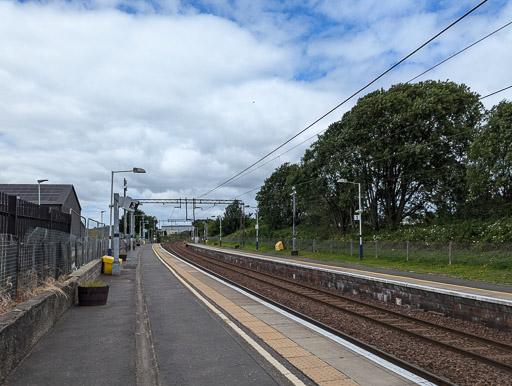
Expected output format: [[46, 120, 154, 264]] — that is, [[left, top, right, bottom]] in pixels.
[[232, 22, 512, 191], [199, 0, 489, 199], [480, 85, 512, 100], [228, 131, 320, 186], [407, 20, 512, 83], [234, 80, 512, 201]]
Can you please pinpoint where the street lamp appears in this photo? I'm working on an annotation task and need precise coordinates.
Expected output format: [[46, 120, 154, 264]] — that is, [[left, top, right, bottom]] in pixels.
[[37, 179, 48, 205], [109, 167, 146, 255], [219, 216, 223, 247], [338, 178, 363, 261], [255, 209, 259, 251], [244, 206, 259, 251], [291, 186, 296, 251], [242, 204, 250, 247]]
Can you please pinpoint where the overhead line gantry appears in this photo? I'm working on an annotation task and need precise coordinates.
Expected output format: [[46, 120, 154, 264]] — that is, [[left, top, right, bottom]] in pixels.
[[134, 198, 244, 221]]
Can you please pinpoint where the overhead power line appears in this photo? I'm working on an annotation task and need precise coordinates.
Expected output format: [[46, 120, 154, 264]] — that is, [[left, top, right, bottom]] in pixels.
[[199, 0, 489, 198], [234, 82, 512, 201], [407, 20, 512, 83], [234, 19, 512, 191], [480, 85, 512, 100]]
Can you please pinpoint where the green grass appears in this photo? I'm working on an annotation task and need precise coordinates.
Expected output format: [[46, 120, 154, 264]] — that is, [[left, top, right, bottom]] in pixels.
[[80, 280, 107, 287], [212, 240, 512, 286]]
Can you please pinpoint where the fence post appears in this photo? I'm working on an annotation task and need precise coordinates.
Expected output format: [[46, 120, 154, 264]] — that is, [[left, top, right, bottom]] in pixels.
[[312, 239, 316, 252], [14, 237, 21, 300], [406, 241, 410, 262], [449, 241, 452, 265], [7, 195, 17, 236], [350, 239, 353, 256], [375, 240, 378, 259], [76, 241, 79, 269]]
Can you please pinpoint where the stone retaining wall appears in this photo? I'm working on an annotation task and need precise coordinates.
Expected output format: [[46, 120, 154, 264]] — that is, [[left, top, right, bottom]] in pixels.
[[189, 245, 512, 331]]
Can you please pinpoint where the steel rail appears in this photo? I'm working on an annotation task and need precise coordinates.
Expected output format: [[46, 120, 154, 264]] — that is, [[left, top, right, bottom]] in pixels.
[[163, 241, 456, 386], [171, 242, 512, 375]]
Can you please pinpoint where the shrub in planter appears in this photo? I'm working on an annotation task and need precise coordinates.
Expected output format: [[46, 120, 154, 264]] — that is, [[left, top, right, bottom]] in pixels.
[[78, 280, 109, 306]]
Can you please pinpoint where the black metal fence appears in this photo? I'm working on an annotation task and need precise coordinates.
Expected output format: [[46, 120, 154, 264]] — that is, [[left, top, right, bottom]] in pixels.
[[0, 192, 71, 239], [210, 236, 512, 269], [0, 228, 108, 300]]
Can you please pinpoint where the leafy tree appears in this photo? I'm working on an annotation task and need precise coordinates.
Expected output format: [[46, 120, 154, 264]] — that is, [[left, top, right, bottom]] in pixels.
[[119, 208, 157, 236], [304, 80, 483, 229], [299, 137, 357, 233], [256, 163, 300, 230], [468, 100, 512, 217], [223, 200, 243, 235]]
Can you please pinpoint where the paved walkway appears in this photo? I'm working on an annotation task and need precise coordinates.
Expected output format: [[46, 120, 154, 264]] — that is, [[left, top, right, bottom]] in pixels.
[[5, 244, 425, 385], [5, 246, 294, 385], [6, 265, 137, 385]]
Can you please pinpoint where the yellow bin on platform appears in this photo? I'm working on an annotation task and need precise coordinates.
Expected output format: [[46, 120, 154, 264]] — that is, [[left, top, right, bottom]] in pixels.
[[102, 256, 123, 275], [102, 256, 114, 275]]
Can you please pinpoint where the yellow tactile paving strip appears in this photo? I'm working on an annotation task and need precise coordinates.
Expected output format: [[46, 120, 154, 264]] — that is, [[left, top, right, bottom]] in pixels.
[[154, 245, 358, 386]]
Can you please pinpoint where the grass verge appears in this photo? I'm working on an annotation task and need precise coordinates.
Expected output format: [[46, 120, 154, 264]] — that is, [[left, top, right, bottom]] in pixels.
[[212, 241, 512, 286]]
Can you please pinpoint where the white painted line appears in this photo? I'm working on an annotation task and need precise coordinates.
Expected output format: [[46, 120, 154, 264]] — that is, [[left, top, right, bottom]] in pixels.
[[158, 245, 434, 386], [152, 245, 306, 386]]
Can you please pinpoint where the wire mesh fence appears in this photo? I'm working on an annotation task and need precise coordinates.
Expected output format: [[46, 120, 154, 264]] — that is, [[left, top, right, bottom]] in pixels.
[[206, 236, 512, 269], [0, 227, 108, 300]]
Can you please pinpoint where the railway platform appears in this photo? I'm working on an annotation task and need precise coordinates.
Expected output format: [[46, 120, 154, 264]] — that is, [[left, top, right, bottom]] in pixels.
[[192, 243, 512, 296], [190, 243, 512, 331], [4, 244, 426, 385]]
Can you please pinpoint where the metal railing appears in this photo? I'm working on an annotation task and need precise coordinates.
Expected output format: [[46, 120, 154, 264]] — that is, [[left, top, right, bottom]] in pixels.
[[0, 192, 71, 239], [206, 236, 512, 269], [0, 228, 108, 300]]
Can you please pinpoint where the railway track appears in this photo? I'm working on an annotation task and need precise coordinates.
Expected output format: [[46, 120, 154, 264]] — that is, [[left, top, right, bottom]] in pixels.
[[164, 241, 512, 384]]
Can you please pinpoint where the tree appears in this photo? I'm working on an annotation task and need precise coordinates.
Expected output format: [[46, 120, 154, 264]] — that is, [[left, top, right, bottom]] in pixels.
[[304, 80, 483, 229], [119, 208, 157, 236], [468, 100, 512, 217], [299, 137, 357, 232], [223, 200, 243, 235], [256, 163, 300, 230]]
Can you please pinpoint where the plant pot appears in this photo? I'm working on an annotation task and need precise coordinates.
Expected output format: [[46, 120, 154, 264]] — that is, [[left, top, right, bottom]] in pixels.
[[78, 285, 109, 306]]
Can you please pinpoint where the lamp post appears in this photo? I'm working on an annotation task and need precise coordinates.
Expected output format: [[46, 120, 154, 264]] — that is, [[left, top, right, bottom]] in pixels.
[[338, 178, 363, 261], [255, 209, 259, 251], [219, 216, 222, 247], [242, 204, 250, 247], [37, 179, 48, 205], [123, 178, 128, 253], [291, 186, 296, 251], [87, 218, 102, 240], [109, 167, 146, 256], [244, 206, 259, 251]]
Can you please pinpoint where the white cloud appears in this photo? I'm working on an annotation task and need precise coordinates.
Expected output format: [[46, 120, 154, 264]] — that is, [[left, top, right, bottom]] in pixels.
[[0, 0, 510, 222]]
